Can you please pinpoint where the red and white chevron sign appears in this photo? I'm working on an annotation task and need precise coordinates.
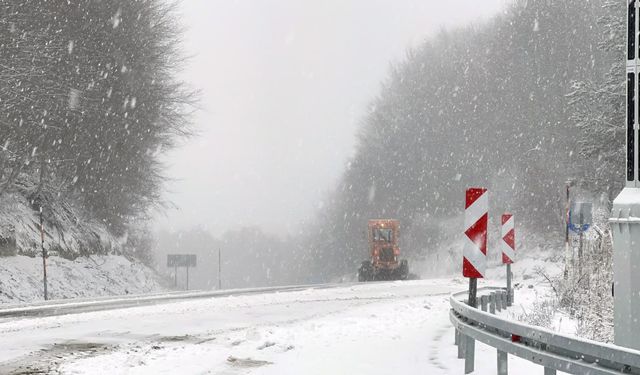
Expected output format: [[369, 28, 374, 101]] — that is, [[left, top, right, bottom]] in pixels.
[[463, 188, 488, 278], [502, 213, 515, 264]]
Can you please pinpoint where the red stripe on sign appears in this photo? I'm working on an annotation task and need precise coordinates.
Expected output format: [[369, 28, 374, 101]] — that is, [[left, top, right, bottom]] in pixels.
[[465, 188, 487, 209], [463, 257, 483, 278], [502, 253, 512, 264], [465, 213, 488, 255], [502, 214, 512, 225], [503, 229, 515, 249]]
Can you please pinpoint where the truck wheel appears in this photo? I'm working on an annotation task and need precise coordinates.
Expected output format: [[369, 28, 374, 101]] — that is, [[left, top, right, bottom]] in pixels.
[[398, 259, 409, 280], [358, 260, 373, 282]]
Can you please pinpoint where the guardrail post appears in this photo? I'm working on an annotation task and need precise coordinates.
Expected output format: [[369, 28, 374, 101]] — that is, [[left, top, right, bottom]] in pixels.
[[465, 335, 475, 374], [544, 368, 556, 375], [497, 350, 508, 375], [501, 291, 507, 309], [481, 295, 488, 312], [490, 292, 496, 314], [496, 292, 502, 312], [458, 332, 466, 359], [455, 328, 460, 345]]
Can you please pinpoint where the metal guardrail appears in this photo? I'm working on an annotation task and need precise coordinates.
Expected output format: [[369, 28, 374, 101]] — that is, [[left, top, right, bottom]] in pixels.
[[0, 282, 346, 319], [450, 287, 640, 375]]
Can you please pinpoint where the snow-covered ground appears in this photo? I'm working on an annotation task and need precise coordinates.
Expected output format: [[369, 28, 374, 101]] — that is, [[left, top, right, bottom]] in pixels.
[[0, 276, 566, 375], [0, 255, 167, 303]]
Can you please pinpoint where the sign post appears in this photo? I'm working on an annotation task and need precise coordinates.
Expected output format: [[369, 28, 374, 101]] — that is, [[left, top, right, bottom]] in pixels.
[[167, 254, 197, 290], [610, 0, 640, 351], [563, 180, 575, 280], [501, 214, 515, 305], [569, 201, 592, 276]]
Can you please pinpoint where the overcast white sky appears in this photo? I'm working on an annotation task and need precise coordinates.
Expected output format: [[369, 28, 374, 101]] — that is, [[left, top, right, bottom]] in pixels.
[[154, 0, 507, 236]]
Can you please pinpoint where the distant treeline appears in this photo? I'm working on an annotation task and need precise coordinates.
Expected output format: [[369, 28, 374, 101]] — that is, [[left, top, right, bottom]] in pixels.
[[0, 1, 193, 258], [299, 0, 624, 280], [154, 227, 310, 289]]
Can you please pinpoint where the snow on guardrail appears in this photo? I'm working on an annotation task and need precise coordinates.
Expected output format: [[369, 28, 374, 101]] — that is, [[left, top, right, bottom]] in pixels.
[[450, 287, 640, 375]]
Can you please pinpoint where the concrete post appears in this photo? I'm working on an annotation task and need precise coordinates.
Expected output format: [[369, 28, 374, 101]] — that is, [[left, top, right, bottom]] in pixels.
[[481, 295, 488, 312], [496, 292, 502, 312]]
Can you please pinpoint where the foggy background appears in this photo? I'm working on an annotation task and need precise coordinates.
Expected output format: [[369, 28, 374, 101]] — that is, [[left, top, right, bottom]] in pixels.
[[152, 0, 622, 291], [155, 0, 506, 236]]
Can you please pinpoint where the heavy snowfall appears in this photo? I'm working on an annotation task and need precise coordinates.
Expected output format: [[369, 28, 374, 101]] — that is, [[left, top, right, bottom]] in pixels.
[[0, 0, 633, 374]]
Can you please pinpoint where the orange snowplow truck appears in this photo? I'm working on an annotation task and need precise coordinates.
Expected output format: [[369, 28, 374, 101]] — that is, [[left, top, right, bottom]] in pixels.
[[358, 219, 409, 282]]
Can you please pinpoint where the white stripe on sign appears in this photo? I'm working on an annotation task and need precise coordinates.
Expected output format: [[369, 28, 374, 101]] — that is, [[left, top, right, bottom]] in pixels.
[[464, 192, 488, 229], [502, 241, 515, 261], [501, 216, 514, 237], [463, 235, 487, 276]]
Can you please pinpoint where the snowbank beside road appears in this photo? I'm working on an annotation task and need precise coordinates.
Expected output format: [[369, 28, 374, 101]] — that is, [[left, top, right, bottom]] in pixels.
[[0, 255, 167, 304]]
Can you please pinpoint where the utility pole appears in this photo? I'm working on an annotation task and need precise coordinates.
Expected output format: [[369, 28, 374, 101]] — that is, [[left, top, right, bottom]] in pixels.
[[186, 264, 189, 291], [218, 248, 222, 290], [610, 0, 640, 351], [39, 204, 48, 301]]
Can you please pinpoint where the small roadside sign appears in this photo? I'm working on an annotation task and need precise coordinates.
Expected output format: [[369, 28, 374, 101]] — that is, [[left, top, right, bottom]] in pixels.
[[167, 254, 197, 290], [569, 202, 592, 233], [167, 254, 197, 268]]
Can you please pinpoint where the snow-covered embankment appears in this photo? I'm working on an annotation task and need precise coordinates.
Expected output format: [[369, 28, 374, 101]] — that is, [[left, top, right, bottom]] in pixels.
[[0, 255, 167, 304]]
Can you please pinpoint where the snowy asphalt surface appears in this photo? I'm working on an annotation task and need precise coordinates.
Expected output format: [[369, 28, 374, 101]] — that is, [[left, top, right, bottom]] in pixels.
[[0, 278, 563, 374]]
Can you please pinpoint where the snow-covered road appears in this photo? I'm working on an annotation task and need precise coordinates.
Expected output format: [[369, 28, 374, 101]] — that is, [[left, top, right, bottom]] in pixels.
[[0, 279, 557, 374]]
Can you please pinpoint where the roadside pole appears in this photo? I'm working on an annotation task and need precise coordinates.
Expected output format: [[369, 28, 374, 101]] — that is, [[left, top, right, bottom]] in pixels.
[[564, 181, 573, 280], [564, 183, 569, 279], [578, 212, 584, 276], [186, 264, 189, 291], [468, 278, 477, 308], [174, 265, 177, 287], [506, 264, 512, 305], [39, 205, 48, 301], [218, 248, 222, 290], [502, 213, 515, 305]]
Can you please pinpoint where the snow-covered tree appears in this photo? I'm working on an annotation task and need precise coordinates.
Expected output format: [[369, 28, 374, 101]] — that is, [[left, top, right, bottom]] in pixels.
[[0, 0, 194, 254], [567, 0, 626, 198]]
